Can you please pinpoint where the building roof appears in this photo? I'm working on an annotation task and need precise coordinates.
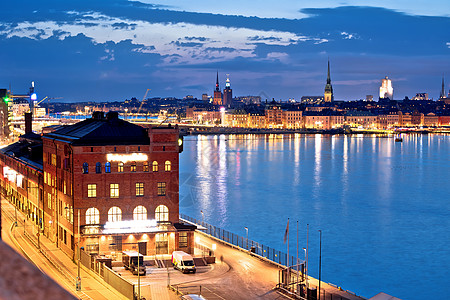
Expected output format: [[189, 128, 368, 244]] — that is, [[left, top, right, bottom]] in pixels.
[[0, 134, 43, 170], [0, 240, 76, 300], [43, 112, 150, 146]]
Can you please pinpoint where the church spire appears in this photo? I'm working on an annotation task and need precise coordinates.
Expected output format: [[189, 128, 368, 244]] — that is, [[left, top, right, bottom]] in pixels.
[[441, 74, 445, 99], [215, 71, 220, 92], [327, 58, 331, 84], [324, 59, 333, 102]]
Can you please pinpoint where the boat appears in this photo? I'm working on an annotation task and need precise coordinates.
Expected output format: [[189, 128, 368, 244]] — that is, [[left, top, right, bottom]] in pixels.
[[395, 134, 403, 142]]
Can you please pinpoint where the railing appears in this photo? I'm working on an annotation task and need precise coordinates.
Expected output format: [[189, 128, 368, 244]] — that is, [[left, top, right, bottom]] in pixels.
[[180, 213, 300, 267]]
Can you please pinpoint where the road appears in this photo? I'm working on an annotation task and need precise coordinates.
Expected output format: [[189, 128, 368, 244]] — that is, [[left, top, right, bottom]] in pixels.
[[1, 198, 127, 300]]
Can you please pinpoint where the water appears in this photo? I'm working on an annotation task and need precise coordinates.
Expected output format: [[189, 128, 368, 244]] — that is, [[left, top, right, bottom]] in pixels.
[[179, 134, 450, 300]]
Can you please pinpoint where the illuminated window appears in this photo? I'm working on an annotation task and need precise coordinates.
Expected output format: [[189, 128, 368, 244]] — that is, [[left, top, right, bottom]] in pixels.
[[133, 205, 147, 220], [82, 162, 89, 174], [179, 232, 188, 248], [152, 161, 158, 172], [108, 206, 122, 222], [87, 184, 96, 198], [118, 162, 124, 173], [155, 205, 169, 222], [157, 182, 166, 196], [165, 161, 171, 171], [86, 207, 99, 224], [95, 162, 101, 174], [105, 162, 111, 173], [143, 162, 149, 172], [110, 183, 119, 198], [136, 182, 144, 196], [130, 161, 136, 172]]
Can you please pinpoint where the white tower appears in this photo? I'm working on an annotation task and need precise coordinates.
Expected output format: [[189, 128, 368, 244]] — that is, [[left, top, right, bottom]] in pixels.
[[379, 76, 393, 100]]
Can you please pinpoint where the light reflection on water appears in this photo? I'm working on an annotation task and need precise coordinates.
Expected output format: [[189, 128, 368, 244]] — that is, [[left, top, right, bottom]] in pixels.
[[179, 134, 450, 300]]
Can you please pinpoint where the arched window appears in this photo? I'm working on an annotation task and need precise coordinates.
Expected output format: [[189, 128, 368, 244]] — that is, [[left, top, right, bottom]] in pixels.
[[108, 206, 122, 222], [118, 162, 124, 173], [165, 161, 171, 171], [86, 207, 99, 224], [133, 205, 147, 220], [155, 205, 169, 222], [95, 162, 101, 174], [82, 162, 89, 174], [105, 162, 111, 173], [130, 161, 136, 172], [152, 161, 158, 172]]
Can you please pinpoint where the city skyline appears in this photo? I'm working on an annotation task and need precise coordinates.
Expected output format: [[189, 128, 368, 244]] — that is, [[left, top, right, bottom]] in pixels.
[[0, 0, 449, 102]]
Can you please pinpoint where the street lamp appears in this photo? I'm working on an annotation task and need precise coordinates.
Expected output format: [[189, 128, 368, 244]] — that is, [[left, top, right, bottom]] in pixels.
[[200, 210, 204, 225], [65, 206, 81, 291], [244, 227, 248, 250], [318, 230, 322, 300]]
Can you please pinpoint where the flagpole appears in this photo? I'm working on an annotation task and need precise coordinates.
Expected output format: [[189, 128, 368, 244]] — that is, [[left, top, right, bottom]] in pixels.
[[306, 223, 309, 289], [296, 220, 299, 294]]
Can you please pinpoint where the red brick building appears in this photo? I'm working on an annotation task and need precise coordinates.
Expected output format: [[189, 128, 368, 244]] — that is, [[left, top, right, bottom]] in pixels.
[[1, 111, 194, 260]]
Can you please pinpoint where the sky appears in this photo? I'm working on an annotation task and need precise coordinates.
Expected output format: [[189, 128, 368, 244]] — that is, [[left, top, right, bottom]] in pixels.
[[0, 0, 449, 102]]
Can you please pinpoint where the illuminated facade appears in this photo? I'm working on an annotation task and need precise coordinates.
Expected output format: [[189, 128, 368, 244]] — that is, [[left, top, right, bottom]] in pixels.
[[0, 112, 194, 260], [379, 76, 394, 100]]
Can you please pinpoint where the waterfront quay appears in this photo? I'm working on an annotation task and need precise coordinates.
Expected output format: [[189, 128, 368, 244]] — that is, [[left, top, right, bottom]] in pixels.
[[1, 196, 365, 300]]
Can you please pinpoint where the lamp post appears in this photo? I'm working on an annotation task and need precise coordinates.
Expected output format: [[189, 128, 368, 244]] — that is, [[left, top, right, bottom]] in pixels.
[[65, 206, 81, 291], [200, 210, 204, 226], [244, 227, 248, 250], [318, 230, 322, 300]]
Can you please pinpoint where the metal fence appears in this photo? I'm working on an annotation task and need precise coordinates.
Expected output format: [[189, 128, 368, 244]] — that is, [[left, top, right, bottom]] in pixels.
[[180, 214, 300, 267], [80, 250, 135, 299]]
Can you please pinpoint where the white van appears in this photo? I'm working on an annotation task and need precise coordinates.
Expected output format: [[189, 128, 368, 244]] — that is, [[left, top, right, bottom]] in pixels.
[[172, 251, 196, 273]]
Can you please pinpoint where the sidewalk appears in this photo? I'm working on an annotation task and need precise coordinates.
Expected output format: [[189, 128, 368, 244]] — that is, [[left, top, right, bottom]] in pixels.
[[1, 198, 128, 300]]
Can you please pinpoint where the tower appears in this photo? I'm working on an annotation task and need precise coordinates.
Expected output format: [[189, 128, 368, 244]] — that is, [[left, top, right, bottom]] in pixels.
[[223, 74, 233, 107], [379, 76, 393, 100], [324, 59, 334, 102], [213, 71, 223, 105], [440, 75, 446, 99]]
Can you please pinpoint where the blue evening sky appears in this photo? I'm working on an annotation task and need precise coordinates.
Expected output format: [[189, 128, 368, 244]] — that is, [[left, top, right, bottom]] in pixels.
[[0, 0, 448, 102]]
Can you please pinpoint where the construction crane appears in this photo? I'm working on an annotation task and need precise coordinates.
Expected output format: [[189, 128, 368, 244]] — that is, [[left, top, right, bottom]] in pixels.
[[137, 89, 150, 115]]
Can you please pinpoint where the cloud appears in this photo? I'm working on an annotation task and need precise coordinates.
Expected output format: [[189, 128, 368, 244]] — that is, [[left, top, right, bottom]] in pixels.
[[0, 11, 321, 65], [100, 48, 115, 61], [341, 31, 358, 40], [447, 42, 450, 48], [265, 52, 290, 63]]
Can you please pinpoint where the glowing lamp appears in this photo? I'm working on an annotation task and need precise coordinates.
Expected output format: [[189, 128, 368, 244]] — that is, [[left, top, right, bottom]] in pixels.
[[30, 93, 37, 101]]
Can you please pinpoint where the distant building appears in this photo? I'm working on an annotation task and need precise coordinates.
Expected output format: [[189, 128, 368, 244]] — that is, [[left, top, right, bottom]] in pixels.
[[236, 96, 261, 105], [12, 99, 30, 120], [301, 96, 324, 104], [379, 76, 393, 100], [201, 94, 209, 101], [223, 74, 232, 107], [0, 89, 12, 138], [213, 72, 222, 105], [184, 95, 194, 100], [366, 95, 373, 102], [412, 93, 428, 100], [324, 59, 334, 102]]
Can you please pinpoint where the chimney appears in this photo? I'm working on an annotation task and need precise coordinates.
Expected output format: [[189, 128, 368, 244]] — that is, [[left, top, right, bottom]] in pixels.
[[24, 112, 32, 134], [92, 111, 105, 120], [106, 111, 119, 120]]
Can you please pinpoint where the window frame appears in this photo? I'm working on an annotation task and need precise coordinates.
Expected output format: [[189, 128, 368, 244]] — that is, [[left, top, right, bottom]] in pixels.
[[87, 184, 97, 198], [110, 183, 119, 198]]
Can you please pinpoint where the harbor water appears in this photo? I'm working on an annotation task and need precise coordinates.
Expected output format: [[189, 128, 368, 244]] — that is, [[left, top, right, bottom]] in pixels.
[[179, 134, 450, 300]]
